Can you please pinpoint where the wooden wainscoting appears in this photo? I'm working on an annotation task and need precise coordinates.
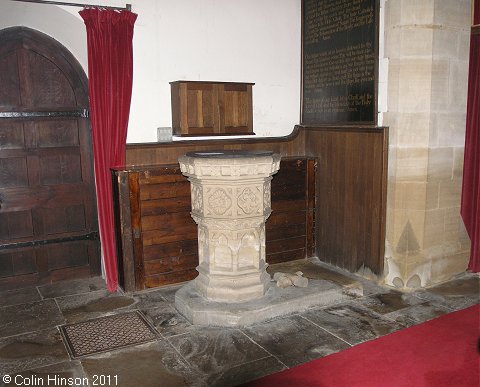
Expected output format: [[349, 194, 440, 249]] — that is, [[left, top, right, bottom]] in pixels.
[[121, 125, 388, 288], [125, 127, 305, 165], [113, 157, 316, 291], [305, 127, 388, 274]]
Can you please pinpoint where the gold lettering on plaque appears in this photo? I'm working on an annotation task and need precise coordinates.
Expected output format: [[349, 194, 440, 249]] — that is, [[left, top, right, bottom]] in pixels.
[[302, 0, 376, 117]]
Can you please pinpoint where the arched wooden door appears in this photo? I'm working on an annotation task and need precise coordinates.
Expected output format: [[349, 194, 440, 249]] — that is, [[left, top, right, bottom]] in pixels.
[[0, 27, 100, 290]]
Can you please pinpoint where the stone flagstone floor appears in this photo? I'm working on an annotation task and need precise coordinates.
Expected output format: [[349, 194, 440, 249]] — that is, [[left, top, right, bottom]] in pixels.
[[0, 258, 478, 387]]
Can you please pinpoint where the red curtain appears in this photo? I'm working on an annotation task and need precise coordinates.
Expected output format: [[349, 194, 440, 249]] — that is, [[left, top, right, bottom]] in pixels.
[[461, 1, 480, 272], [80, 9, 137, 291]]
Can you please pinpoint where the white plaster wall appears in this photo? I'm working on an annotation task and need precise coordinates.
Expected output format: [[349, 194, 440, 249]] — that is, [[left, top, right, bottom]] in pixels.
[[0, 2, 89, 69], [0, 0, 301, 142]]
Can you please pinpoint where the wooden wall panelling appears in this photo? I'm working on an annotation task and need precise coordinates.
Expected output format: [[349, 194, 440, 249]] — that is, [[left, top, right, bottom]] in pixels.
[[113, 157, 315, 291], [267, 157, 315, 264], [306, 158, 316, 257], [305, 127, 388, 275], [121, 125, 388, 285], [125, 126, 306, 166]]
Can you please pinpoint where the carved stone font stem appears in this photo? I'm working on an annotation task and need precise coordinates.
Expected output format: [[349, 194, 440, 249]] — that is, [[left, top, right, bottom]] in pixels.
[[178, 150, 280, 303]]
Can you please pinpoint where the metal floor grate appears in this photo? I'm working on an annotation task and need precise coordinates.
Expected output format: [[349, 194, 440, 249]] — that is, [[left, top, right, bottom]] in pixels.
[[60, 311, 159, 358]]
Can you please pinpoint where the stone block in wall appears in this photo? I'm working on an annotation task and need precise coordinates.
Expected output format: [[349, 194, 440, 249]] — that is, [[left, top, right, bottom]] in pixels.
[[390, 214, 403, 250], [430, 251, 470, 283], [444, 206, 463, 242], [433, 0, 471, 27], [386, 206, 395, 244], [459, 220, 472, 249], [396, 147, 429, 181], [385, 61, 402, 112], [394, 182, 427, 210], [384, 0, 402, 31], [458, 30, 471, 59], [427, 147, 454, 181], [426, 181, 440, 210], [423, 208, 446, 249], [397, 60, 433, 112], [448, 61, 469, 110], [430, 60, 450, 111], [385, 27, 401, 59], [400, 28, 434, 57], [400, 0, 435, 25], [391, 209, 425, 252], [396, 112, 430, 147], [433, 113, 468, 147], [439, 179, 463, 208], [433, 28, 464, 59], [386, 144, 398, 182], [453, 148, 465, 178]]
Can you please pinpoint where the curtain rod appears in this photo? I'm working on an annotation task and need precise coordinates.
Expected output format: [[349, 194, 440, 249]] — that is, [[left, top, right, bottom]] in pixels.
[[11, 0, 131, 11]]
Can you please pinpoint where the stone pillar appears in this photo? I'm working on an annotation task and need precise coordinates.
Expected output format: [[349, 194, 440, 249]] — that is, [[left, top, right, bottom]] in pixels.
[[383, 0, 472, 289], [178, 150, 280, 302]]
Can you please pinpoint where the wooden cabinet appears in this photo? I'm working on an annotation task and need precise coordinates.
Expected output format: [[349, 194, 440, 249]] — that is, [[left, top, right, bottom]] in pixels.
[[170, 81, 254, 136], [112, 157, 316, 292]]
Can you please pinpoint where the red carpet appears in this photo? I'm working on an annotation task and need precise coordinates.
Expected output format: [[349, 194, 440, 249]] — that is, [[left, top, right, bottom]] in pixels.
[[247, 305, 480, 387]]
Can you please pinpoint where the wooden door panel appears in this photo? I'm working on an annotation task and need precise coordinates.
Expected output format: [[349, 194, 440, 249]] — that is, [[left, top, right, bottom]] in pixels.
[[1, 187, 91, 241], [26, 50, 76, 109], [1, 184, 87, 209], [0, 157, 28, 187], [0, 27, 100, 290], [39, 153, 82, 185], [0, 242, 95, 278], [37, 204, 86, 235], [0, 121, 25, 149], [12, 249, 37, 275], [0, 211, 34, 239], [0, 51, 21, 108], [37, 120, 79, 148], [47, 241, 89, 270], [0, 248, 37, 278]]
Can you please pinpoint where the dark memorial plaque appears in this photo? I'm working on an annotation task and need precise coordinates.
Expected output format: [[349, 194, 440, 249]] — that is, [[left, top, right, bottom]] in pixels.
[[301, 0, 379, 125]]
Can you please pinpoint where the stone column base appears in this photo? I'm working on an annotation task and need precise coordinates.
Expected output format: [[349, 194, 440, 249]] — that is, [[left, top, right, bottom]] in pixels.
[[175, 279, 350, 327], [195, 266, 271, 303]]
